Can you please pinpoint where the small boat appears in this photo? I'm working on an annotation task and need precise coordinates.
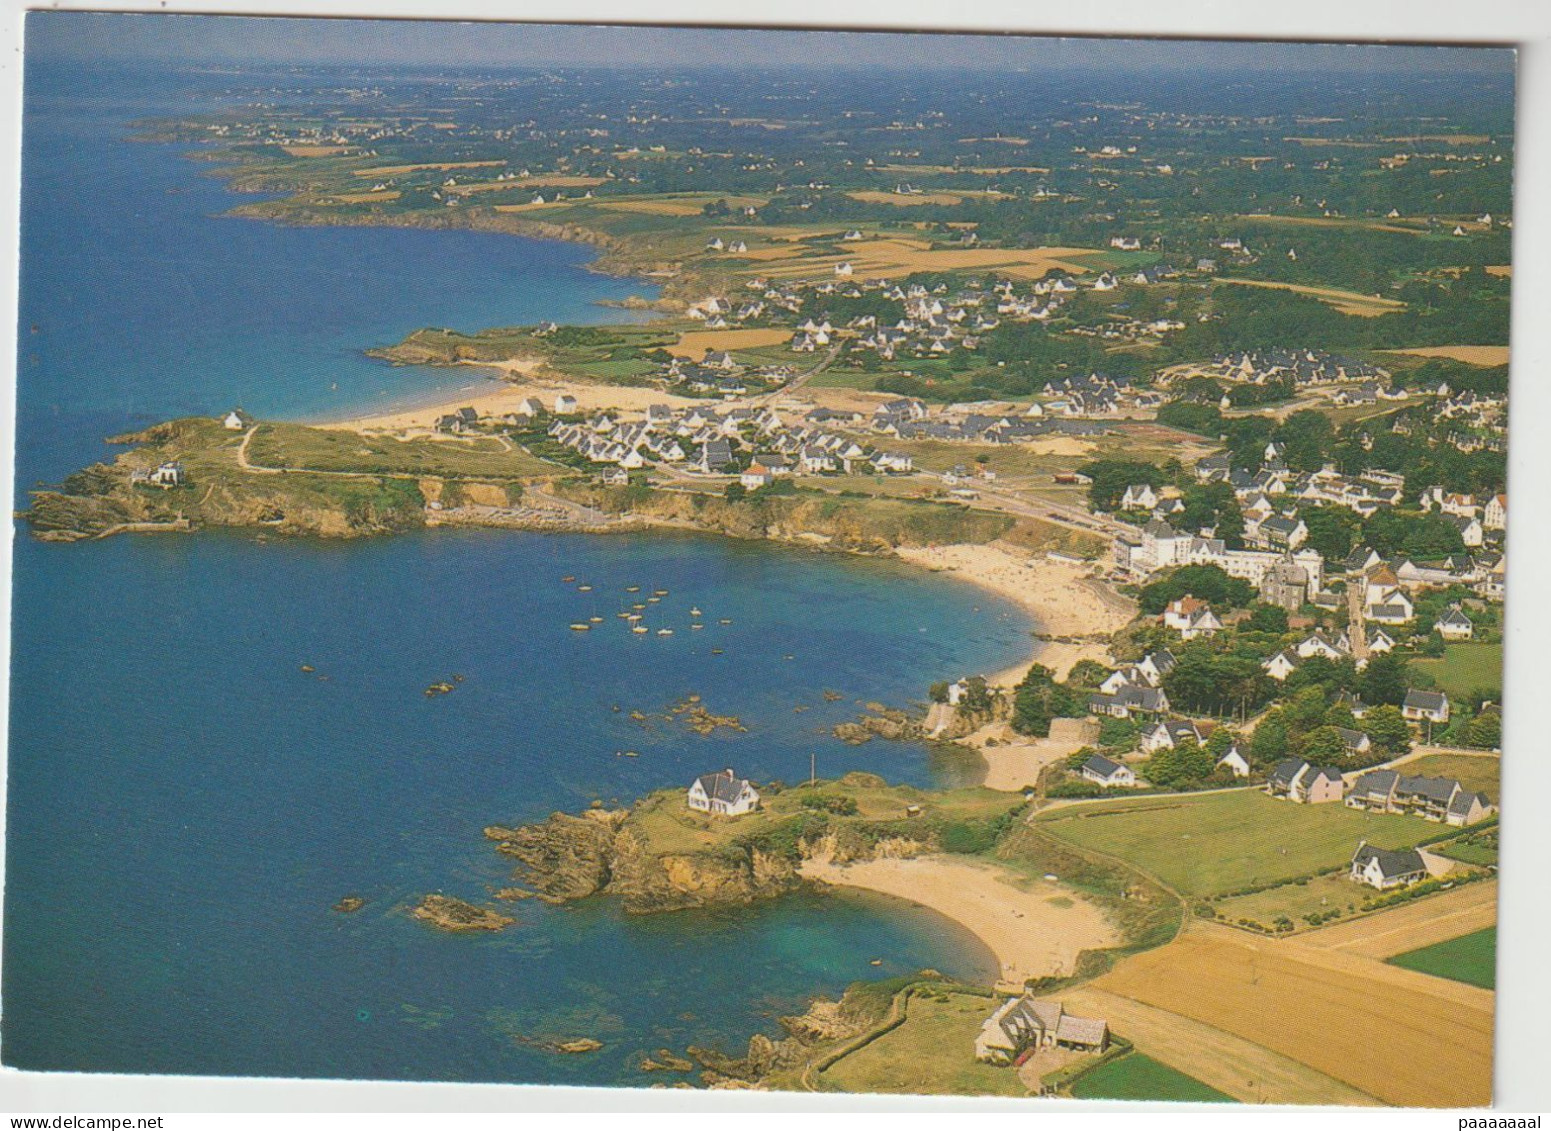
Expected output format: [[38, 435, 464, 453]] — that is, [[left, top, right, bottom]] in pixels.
[[711, 648, 724, 655], [569, 623, 591, 631], [632, 603, 646, 611], [589, 616, 603, 623], [627, 613, 642, 622], [616, 612, 631, 619], [561, 576, 575, 583], [623, 750, 639, 758], [654, 589, 669, 597], [300, 664, 315, 673], [691, 623, 705, 631], [657, 628, 673, 636], [869, 959, 883, 967], [577, 585, 593, 592], [632, 626, 649, 634], [625, 586, 640, 593], [647, 596, 660, 604], [719, 618, 733, 625], [689, 607, 702, 617]]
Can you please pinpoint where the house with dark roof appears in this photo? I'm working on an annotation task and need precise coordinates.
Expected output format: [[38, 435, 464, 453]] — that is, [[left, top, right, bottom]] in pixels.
[[1080, 754, 1136, 788], [1350, 843, 1428, 889], [1266, 759, 1344, 804], [1402, 689, 1451, 725], [686, 769, 760, 817]]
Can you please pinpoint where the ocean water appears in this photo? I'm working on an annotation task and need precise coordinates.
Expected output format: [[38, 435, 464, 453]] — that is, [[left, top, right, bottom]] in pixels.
[[4, 62, 1032, 1086]]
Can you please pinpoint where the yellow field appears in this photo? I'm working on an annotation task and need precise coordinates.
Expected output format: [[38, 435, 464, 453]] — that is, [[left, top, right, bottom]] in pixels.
[[874, 163, 1050, 176], [448, 176, 607, 195], [1094, 926, 1492, 1107], [1060, 987, 1377, 1106], [328, 190, 401, 204], [594, 194, 769, 217], [282, 145, 350, 157], [491, 200, 577, 215], [1297, 881, 1497, 960], [352, 160, 504, 177], [1238, 212, 1425, 236], [847, 191, 968, 207], [1486, 265, 1512, 277], [1383, 134, 1491, 145], [667, 328, 795, 357], [1382, 345, 1510, 367], [749, 237, 1101, 282], [1216, 277, 1406, 317]]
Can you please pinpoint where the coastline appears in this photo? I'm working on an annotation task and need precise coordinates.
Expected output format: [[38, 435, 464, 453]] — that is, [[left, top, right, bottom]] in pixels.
[[801, 854, 1119, 990]]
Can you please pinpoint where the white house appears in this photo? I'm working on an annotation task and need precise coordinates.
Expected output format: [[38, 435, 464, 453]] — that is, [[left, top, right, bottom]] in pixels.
[[1402, 689, 1451, 725], [1120, 483, 1158, 511], [1484, 493, 1506, 531], [1435, 604, 1475, 641], [221, 410, 248, 431], [1262, 651, 1298, 682], [554, 394, 579, 414], [686, 768, 760, 817], [1350, 843, 1428, 890], [1215, 743, 1251, 778], [1079, 754, 1135, 788]]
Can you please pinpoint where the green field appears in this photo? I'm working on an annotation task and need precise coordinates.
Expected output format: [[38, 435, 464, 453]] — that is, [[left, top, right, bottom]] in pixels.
[[1069, 1053, 1233, 1103], [1035, 790, 1435, 897], [819, 990, 1029, 1097], [1387, 927, 1496, 989], [1413, 642, 1503, 698], [248, 422, 553, 479], [1397, 754, 1500, 798], [1211, 873, 1363, 932]]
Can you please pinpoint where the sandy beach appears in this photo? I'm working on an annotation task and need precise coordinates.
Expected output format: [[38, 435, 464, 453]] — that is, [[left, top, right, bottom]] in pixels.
[[324, 358, 700, 432], [802, 854, 1118, 989], [893, 541, 1135, 684]]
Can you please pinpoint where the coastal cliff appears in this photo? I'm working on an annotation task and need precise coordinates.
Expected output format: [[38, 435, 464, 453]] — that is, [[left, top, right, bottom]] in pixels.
[[475, 775, 1022, 916], [555, 481, 1013, 552]]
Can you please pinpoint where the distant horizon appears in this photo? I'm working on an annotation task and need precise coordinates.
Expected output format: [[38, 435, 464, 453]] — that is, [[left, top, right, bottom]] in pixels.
[[25, 12, 1515, 74]]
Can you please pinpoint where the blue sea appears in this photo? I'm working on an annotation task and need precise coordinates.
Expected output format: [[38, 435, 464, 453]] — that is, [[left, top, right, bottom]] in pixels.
[[3, 63, 1032, 1086]]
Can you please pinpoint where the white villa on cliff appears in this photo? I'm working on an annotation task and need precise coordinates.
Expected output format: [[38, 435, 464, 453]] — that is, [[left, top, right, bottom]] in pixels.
[[687, 768, 760, 817]]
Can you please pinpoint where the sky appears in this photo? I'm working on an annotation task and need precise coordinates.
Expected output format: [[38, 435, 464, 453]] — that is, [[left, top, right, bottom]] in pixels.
[[23, 11, 1515, 73]]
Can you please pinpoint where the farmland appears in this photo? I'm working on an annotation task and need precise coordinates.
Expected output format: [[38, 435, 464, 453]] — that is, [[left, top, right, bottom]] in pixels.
[[1092, 926, 1493, 1107], [1387, 927, 1496, 989], [1033, 790, 1434, 897], [1210, 874, 1366, 933], [1069, 1052, 1231, 1103], [1214, 277, 1408, 317], [1411, 642, 1503, 698]]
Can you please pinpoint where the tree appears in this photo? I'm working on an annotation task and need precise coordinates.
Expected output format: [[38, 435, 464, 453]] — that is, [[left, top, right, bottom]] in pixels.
[[1246, 604, 1289, 634], [1078, 459, 1164, 512], [1250, 713, 1289, 764], [1097, 716, 1140, 753], [1301, 506, 1359, 562], [1139, 565, 1254, 615], [1464, 709, 1501, 750], [723, 481, 747, 502], [1297, 725, 1347, 763], [1144, 739, 1215, 789], [1066, 659, 1112, 689], [1361, 705, 1411, 755], [1359, 653, 1410, 707], [1011, 664, 1082, 738]]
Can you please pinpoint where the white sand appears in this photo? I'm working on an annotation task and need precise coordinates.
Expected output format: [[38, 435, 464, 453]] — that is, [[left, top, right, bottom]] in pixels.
[[802, 854, 1117, 988]]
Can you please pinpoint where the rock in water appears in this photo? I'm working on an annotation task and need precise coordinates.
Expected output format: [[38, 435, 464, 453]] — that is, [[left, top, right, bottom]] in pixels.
[[332, 895, 366, 913], [409, 893, 513, 932], [555, 1038, 603, 1054]]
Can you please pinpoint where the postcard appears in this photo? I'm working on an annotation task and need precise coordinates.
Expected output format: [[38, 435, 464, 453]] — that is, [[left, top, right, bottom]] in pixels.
[[3, 11, 1510, 1106]]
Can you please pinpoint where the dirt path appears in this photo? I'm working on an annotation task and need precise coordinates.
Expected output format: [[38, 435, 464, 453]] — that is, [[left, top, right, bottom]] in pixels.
[[1060, 986, 1379, 1106]]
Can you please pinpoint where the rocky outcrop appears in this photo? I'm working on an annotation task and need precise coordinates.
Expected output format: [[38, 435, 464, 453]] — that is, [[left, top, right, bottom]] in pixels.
[[485, 809, 624, 902], [410, 894, 514, 932], [834, 704, 926, 745]]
